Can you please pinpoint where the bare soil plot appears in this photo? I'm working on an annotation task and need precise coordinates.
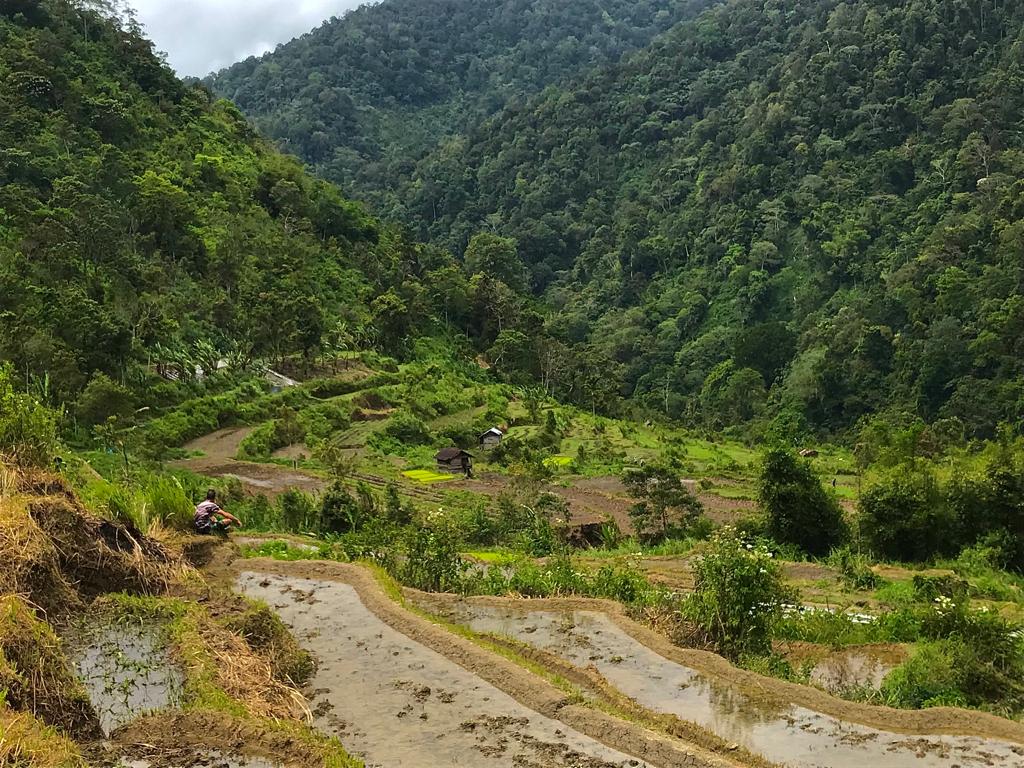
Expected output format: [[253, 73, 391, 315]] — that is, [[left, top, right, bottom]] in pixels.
[[410, 594, 1024, 768], [455, 472, 635, 530], [172, 428, 328, 497], [574, 477, 756, 526]]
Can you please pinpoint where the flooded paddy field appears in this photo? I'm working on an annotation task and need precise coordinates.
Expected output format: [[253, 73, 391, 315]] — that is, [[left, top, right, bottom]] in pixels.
[[69, 621, 184, 736], [411, 596, 1024, 768], [237, 570, 653, 768], [235, 560, 748, 768]]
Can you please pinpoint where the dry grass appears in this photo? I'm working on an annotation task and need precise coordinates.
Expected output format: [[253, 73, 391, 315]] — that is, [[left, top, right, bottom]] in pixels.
[[0, 495, 78, 613], [208, 627, 312, 722], [106, 593, 312, 723], [0, 465, 17, 499], [0, 463, 186, 612], [0, 706, 85, 768], [0, 596, 99, 737]]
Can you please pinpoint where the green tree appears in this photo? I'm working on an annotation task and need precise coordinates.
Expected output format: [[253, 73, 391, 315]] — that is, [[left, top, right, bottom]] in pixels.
[[757, 447, 846, 556], [859, 467, 957, 562], [75, 373, 135, 427], [463, 233, 529, 292], [623, 464, 704, 543]]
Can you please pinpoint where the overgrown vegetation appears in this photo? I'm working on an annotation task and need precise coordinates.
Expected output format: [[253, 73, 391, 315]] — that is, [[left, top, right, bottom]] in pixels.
[[214, 0, 1024, 436]]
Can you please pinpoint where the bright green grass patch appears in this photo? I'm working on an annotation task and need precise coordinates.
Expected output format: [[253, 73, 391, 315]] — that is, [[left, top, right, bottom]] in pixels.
[[463, 550, 519, 566], [542, 455, 574, 468], [402, 469, 458, 484], [708, 484, 756, 500]]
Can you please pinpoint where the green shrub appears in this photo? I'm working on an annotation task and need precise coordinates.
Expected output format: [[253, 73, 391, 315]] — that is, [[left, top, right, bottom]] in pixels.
[[0, 363, 58, 467], [912, 574, 969, 603], [758, 447, 846, 556], [238, 495, 277, 531], [277, 489, 318, 533], [859, 466, 958, 562], [369, 410, 431, 452], [299, 402, 351, 446], [686, 527, 790, 658], [237, 408, 306, 460], [318, 481, 362, 534], [397, 517, 466, 592], [880, 643, 969, 709], [947, 451, 1024, 571]]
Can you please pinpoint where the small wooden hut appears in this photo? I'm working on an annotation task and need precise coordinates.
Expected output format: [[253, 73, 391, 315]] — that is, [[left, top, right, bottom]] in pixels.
[[435, 447, 474, 476], [479, 427, 504, 450]]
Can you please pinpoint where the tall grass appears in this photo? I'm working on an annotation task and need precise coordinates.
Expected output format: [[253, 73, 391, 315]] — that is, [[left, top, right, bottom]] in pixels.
[[83, 476, 193, 532], [144, 477, 194, 530]]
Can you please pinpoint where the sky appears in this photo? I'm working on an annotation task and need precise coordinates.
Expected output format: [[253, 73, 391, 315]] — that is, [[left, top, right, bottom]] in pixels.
[[128, 0, 363, 77]]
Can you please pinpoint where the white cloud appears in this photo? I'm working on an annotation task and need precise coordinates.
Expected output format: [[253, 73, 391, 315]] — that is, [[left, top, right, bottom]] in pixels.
[[128, 0, 364, 77]]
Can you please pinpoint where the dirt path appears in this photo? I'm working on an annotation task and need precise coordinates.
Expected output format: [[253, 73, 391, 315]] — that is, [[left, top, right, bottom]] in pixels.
[[180, 426, 254, 462], [171, 428, 328, 498], [235, 559, 743, 768], [409, 593, 1024, 768]]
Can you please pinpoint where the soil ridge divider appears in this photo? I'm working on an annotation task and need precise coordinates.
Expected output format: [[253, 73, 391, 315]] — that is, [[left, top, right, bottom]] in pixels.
[[235, 557, 747, 768], [410, 591, 1024, 745]]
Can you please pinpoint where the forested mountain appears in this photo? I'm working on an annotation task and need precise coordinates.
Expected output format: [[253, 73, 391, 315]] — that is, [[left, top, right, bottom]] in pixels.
[[0, 0, 460, 405], [206, 0, 710, 207], [388, 0, 1024, 437]]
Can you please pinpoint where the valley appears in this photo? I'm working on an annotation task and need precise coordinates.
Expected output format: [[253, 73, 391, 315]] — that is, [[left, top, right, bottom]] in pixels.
[[3, 0, 1024, 766]]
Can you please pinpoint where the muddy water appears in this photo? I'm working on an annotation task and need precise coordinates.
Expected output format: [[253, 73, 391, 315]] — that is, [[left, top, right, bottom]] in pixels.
[[70, 622, 184, 735], [116, 757, 280, 768], [807, 649, 895, 694], [426, 602, 1024, 768], [116, 755, 280, 768], [237, 572, 649, 768]]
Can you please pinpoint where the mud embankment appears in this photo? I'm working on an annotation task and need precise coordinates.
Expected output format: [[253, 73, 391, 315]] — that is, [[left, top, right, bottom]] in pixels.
[[410, 593, 1024, 768]]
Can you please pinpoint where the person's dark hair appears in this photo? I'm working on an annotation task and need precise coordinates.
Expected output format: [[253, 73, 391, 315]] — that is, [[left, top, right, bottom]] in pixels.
[[206, 489, 217, 501]]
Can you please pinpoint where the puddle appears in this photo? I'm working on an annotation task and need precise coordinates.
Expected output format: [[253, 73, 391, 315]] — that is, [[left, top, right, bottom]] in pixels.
[[237, 572, 650, 768], [116, 754, 280, 768], [807, 649, 897, 694], [70, 621, 184, 736], [420, 601, 1024, 768]]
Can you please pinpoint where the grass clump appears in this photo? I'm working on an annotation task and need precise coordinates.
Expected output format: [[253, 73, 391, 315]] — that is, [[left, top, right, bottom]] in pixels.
[[827, 546, 882, 591], [0, 364, 57, 468], [0, 700, 85, 768], [0, 596, 98, 737], [224, 600, 316, 686]]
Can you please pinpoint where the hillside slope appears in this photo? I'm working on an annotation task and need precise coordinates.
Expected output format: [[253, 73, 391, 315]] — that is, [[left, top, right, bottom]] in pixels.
[[206, 0, 711, 207], [0, 0, 455, 406], [398, 0, 1024, 436]]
